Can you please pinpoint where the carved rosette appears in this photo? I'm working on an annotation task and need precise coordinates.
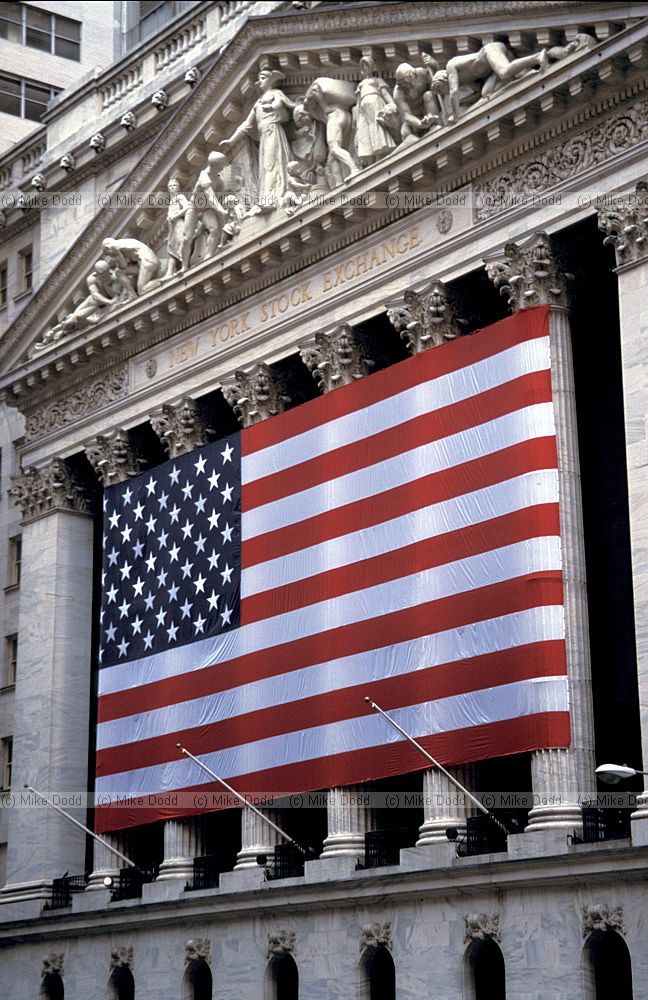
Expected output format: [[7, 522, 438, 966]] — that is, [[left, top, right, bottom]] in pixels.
[[110, 946, 134, 969], [299, 325, 374, 393], [582, 904, 625, 937], [360, 921, 392, 951], [484, 232, 571, 312], [10, 460, 92, 522], [597, 182, 648, 266], [185, 939, 211, 965], [267, 930, 296, 958], [150, 396, 213, 458], [221, 364, 291, 427], [464, 913, 501, 944], [86, 429, 145, 486], [387, 280, 466, 353], [42, 953, 64, 975]]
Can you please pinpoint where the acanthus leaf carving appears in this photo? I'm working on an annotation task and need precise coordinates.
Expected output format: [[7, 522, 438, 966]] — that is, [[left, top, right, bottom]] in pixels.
[[9, 459, 93, 522], [597, 181, 648, 266], [484, 231, 571, 311], [185, 939, 211, 965], [299, 324, 374, 393], [267, 930, 296, 958], [24, 368, 128, 441], [221, 363, 290, 427], [149, 396, 214, 458], [360, 921, 392, 951], [85, 429, 146, 486], [110, 946, 134, 969], [582, 904, 625, 937], [387, 279, 467, 353], [42, 953, 64, 976], [464, 913, 501, 943]]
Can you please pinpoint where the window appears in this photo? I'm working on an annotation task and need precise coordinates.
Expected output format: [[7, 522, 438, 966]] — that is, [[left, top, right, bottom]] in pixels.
[[359, 947, 395, 1000], [464, 938, 506, 1000], [0, 261, 6, 308], [0, 3, 80, 61], [9, 535, 21, 587], [108, 966, 134, 1000], [125, 1, 195, 50], [267, 954, 298, 1000], [583, 930, 633, 1000], [4, 634, 17, 687], [1, 737, 12, 791], [0, 73, 58, 121], [19, 248, 32, 293], [182, 958, 212, 1000]]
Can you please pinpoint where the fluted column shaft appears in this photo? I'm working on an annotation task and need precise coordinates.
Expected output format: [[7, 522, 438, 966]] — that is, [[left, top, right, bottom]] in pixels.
[[235, 808, 282, 869], [158, 818, 207, 880], [87, 831, 133, 890], [321, 786, 374, 858], [417, 766, 477, 844]]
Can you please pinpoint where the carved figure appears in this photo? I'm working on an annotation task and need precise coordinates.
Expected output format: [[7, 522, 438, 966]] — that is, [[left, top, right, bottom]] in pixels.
[[102, 238, 161, 295], [33, 260, 125, 351], [219, 194, 247, 245], [443, 42, 549, 123], [547, 33, 597, 61], [220, 62, 295, 211], [355, 56, 398, 165], [181, 152, 229, 269], [287, 101, 329, 197], [393, 60, 439, 139], [303, 77, 358, 183], [164, 177, 189, 277]]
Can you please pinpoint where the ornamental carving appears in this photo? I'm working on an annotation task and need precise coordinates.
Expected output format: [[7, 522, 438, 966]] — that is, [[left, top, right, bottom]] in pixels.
[[42, 953, 64, 975], [24, 368, 128, 441], [597, 181, 648, 266], [221, 363, 291, 427], [185, 939, 211, 965], [582, 904, 625, 937], [387, 279, 466, 353], [85, 429, 146, 486], [484, 231, 571, 311], [299, 324, 374, 393], [464, 913, 501, 943], [360, 922, 392, 951], [110, 946, 133, 969], [150, 396, 214, 457], [267, 930, 296, 958], [9, 460, 92, 521]]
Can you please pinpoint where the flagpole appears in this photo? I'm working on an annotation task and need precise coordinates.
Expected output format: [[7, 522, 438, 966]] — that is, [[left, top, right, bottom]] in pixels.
[[363, 698, 509, 835], [24, 784, 137, 868], [177, 744, 310, 856]]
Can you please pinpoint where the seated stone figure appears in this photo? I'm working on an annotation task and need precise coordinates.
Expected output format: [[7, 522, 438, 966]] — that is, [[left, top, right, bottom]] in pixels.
[[33, 259, 126, 353], [101, 237, 161, 295]]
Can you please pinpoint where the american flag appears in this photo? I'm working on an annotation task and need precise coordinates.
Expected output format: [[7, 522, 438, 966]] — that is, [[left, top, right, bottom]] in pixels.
[[95, 306, 569, 831]]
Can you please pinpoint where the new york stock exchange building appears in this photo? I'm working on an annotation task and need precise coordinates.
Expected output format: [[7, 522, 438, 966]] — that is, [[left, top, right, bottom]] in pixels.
[[0, 1, 647, 998]]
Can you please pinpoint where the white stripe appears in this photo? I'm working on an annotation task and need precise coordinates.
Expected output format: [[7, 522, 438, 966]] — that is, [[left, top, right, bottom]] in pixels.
[[99, 536, 561, 697], [242, 470, 559, 596], [243, 338, 550, 482], [97, 605, 565, 751], [96, 677, 568, 797], [243, 403, 556, 539]]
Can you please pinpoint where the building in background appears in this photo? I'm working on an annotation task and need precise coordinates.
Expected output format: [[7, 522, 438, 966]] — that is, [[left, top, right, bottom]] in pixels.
[[0, 2, 647, 998]]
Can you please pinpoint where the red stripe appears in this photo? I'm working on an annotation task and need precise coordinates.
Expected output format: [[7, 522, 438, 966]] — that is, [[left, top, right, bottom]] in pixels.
[[242, 306, 550, 456], [243, 437, 558, 568], [243, 504, 560, 624], [243, 369, 552, 512], [96, 640, 566, 777], [98, 572, 563, 722], [94, 710, 569, 832]]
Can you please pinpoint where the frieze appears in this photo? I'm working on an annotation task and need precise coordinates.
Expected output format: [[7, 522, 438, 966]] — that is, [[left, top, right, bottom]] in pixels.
[[24, 368, 128, 442]]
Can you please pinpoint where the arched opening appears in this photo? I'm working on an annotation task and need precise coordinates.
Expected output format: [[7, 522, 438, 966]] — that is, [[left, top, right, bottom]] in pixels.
[[39, 973, 64, 1000], [182, 958, 212, 1000], [464, 938, 506, 1000], [108, 966, 135, 1000], [583, 930, 633, 1000], [266, 953, 299, 1000], [359, 945, 395, 1000]]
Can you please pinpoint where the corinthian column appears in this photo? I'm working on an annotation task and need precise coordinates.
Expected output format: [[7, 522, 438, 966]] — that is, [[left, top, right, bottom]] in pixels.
[[485, 232, 596, 832]]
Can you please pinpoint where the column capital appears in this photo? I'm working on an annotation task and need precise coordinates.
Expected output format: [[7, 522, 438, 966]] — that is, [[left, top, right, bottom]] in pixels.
[[598, 181, 648, 267], [299, 324, 374, 392], [150, 396, 213, 458], [484, 232, 572, 311], [386, 279, 466, 354], [221, 363, 290, 427], [85, 428, 146, 486], [9, 459, 92, 522]]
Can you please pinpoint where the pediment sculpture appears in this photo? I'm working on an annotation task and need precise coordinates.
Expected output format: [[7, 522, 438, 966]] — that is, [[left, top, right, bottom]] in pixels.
[[30, 32, 598, 356]]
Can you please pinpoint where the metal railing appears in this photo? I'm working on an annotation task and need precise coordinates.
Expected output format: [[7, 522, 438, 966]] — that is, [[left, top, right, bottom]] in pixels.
[[46, 874, 88, 909], [358, 827, 414, 869], [110, 865, 158, 901], [581, 806, 632, 843], [463, 814, 509, 856], [264, 843, 309, 880], [187, 852, 237, 890]]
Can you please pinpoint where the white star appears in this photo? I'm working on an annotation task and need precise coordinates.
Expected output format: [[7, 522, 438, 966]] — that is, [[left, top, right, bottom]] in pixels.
[[132, 577, 145, 597], [207, 590, 219, 611], [131, 615, 143, 635], [120, 560, 133, 580], [194, 494, 206, 514], [157, 528, 169, 549], [169, 504, 181, 524], [157, 491, 169, 510], [106, 584, 118, 604], [118, 598, 131, 619], [168, 543, 180, 563], [109, 509, 121, 529], [169, 465, 180, 485], [122, 486, 133, 506], [145, 552, 157, 573], [102, 534, 107, 549], [155, 607, 167, 628], [181, 519, 194, 539], [194, 614, 207, 634], [221, 483, 234, 504], [121, 523, 133, 543], [166, 622, 179, 642], [100, 608, 105, 623], [194, 573, 206, 593], [157, 568, 168, 589], [143, 630, 154, 650], [145, 476, 157, 496], [98, 647, 104, 664], [105, 622, 117, 642], [168, 582, 180, 602], [145, 514, 157, 534], [195, 455, 207, 475], [220, 605, 233, 625], [107, 547, 119, 566], [207, 509, 220, 530], [181, 558, 194, 579], [208, 469, 220, 490], [194, 533, 206, 554], [181, 479, 194, 500], [221, 563, 233, 585], [101, 570, 106, 586], [132, 539, 144, 558], [117, 637, 130, 657], [221, 442, 233, 464], [144, 591, 155, 611], [133, 501, 145, 521], [207, 549, 220, 570], [103, 496, 108, 512], [180, 598, 193, 619], [221, 523, 234, 544]]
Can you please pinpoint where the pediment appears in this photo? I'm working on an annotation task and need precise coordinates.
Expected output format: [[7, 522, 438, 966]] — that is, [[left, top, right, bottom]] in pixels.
[[0, 1, 643, 393]]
